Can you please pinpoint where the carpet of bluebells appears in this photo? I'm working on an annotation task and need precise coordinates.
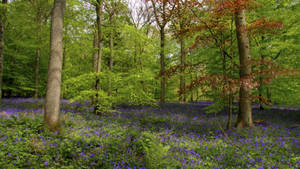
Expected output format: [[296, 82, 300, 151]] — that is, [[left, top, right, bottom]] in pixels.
[[0, 98, 299, 169]]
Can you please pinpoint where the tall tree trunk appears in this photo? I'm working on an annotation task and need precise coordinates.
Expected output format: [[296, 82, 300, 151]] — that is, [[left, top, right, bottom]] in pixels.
[[94, 0, 103, 113], [235, 8, 253, 128], [179, 37, 185, 102], [91, 31, 98, 105], [259, 36, 265, 110], [220, 41, 231, 129], [160, 27, 166, 104], [227, 15, 234, 130], [227, 53, 234, 130], [93, 31, 98, 72], [0, 0, 7, 102], [44, 0, 66, 132], [61, 39, 67, 99], [108, 17, 113, 96], [34, 10, 42, 99]]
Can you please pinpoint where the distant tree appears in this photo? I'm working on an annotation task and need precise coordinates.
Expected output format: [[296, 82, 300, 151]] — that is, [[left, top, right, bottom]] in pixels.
[[94, 0, 104, 113], [0, 0, 8, 102], [28, 0, 52, 98], [149, 0, 174, 104], [44, 0, 66, 131], [169, 0, 192, 102], [104, 0, 127, 96]]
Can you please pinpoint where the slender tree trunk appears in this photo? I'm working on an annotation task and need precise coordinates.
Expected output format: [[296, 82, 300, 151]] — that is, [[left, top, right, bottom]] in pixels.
[[34, 10, 42, 99], [258, 58, 264, 110], [227, 53, 234, 130], [94, 0, 103, 113], [160, 27, 166, 104], [266, 87, 271, 103], [96, 0, 103, 75], [93, 31, 98, 72], [227, 15, 234, 130], [108, 17, 113, 96], [234, 8, 253, 128], [0, 0, 7, 102], [190, 73, 194, 102], [34, 44, 40, 98], [61, 39, 67, 99], [220, 42, 231, 129], [227, 91, 233, 129], [91, 31, 98, 105], [44, 0, 66, 132], [259, 36, 265, 110], [227, 57, 234, 129], [179, 37, 185, 102], [219, 37, 233, 129]]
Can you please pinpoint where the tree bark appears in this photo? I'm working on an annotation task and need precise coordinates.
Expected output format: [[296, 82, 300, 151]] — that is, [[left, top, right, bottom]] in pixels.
[[94, 0, 103, 113], [44, 0, 65, 132], [0, 0, 7, 102], [235, 8, 253, 128], [160, 27, 166, 104]]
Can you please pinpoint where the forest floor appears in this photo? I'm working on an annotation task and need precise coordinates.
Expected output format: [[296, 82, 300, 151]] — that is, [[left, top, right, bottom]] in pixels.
[[0, 98, 299, 168]]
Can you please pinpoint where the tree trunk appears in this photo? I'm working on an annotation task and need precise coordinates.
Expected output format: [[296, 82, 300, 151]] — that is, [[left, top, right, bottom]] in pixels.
[[91, 31, 98, 105], [266, 87, 271, 103], [93, 31, 98, 72], [94, 0, 103, 113], [108, 17, 113, 96], [190, 73, 194, 102], [220, 41, 231, 129], [0, 0, 7, 102], [258, 62, 264, 110], [179, 37, 185, 102], [34, 10, 42, 99], [61, 39, 67, 99], [160, 27, 166, 104], [227, 91, 233, 129], [234, 8, 253, 128], [44, 0, 65, 132], [227, 51, 234, 130], [259, 36, 265, 110], [227, 15, 235, 130]]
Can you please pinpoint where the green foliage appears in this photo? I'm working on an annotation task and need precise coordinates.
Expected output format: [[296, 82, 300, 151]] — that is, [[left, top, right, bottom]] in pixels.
[[64, 69, 158, 112], [3, 0, 300, 109], [138, 131, 170, 169]]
